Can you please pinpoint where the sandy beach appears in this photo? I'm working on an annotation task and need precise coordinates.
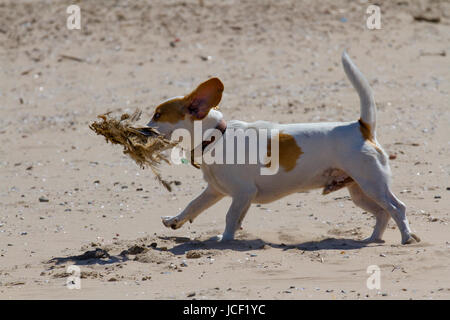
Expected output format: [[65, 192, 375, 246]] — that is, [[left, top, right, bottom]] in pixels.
[[0, 0, 449, 299]]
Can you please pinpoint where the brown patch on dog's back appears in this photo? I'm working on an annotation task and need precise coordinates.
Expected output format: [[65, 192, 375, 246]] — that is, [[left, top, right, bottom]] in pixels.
[[267, 132, 303, 172], [153, 98, 186, 124], [358, 119, 383, 154]]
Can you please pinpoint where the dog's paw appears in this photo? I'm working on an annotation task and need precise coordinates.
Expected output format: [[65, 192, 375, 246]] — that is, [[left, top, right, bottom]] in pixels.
[[161, 216, 183, 230], [209, 234, 223, 242], [411, 233, 421, 242], [361, 236, 385, 244], [209, 234, 234, 242], [402, 233, 421, 245]]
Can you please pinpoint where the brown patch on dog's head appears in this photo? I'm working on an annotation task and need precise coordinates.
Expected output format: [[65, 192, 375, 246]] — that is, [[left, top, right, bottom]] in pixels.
[[152, 98, 186, 124], [266, 132, 303, 172], [151, 78, 224, 124]]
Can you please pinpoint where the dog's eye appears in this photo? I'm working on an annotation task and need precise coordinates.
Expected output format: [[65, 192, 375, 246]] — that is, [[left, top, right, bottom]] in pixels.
[[153, 112, 161, 120]]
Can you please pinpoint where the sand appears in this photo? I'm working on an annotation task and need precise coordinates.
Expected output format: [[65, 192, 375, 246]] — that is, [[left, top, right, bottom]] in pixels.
[[0, 0, 449, 299]]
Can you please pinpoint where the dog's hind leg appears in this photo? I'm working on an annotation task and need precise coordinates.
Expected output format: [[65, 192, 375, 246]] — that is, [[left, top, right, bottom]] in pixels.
[[348, 184, 390, 243], [382, 190, 420, 244], [342, 154, 420, 244], [349, 176, 419, 244]]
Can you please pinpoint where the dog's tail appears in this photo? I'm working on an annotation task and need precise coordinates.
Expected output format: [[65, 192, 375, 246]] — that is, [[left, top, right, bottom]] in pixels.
[[342, 51, 376, 136]]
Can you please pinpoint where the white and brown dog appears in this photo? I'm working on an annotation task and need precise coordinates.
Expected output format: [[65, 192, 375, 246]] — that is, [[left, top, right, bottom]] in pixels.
[[143, 52, 420, 245]]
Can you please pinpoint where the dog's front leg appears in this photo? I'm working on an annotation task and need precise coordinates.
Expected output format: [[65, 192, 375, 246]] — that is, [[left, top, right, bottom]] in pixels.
[[162, 186, 223, 230], [217, 191, 255, 242]]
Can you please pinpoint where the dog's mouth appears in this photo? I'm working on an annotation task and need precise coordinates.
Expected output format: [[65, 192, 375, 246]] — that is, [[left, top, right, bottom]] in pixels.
[[135, 126, 160, 137]]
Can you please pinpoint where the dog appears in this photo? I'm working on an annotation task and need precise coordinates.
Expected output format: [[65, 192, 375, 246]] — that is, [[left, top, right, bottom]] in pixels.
[[143, 51, 420, 245]]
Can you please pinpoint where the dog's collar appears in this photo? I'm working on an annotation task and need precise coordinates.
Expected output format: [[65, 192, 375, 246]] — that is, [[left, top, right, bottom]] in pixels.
[[190, 119, 227, 169], [201, 119, 227, 152]]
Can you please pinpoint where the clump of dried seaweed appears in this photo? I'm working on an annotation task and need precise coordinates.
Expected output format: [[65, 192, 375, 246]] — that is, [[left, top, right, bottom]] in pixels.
[[89, 109, 178, 191]]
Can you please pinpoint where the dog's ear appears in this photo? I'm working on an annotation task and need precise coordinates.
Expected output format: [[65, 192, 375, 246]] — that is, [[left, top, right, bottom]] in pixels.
[[184, 78, 224, 119]]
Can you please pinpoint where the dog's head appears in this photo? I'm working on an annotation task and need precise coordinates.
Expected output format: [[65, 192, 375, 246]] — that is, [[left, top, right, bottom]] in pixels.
[[146, 78, 224, 140]]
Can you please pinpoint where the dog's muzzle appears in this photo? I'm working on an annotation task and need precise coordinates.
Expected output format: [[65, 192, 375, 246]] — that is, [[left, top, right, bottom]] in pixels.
[[136, 126, 159, 137]]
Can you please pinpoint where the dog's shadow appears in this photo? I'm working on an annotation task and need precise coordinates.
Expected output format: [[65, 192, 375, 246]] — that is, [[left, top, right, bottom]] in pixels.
[[47, 248, 128, 266], [161, 236, 376, 256], [47, 236, 377, 266]]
